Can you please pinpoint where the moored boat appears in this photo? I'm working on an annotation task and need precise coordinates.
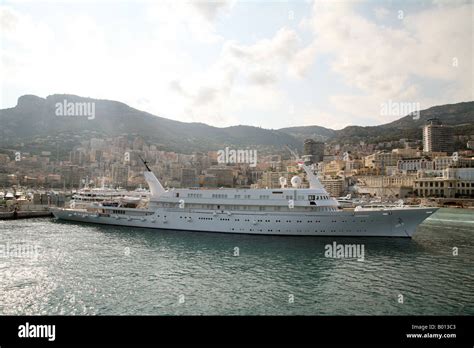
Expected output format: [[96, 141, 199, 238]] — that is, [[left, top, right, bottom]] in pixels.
[[52, 159, 437, 237]]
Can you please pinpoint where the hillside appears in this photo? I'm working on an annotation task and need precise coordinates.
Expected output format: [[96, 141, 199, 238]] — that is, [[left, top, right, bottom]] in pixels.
[[0, 95, 472, 157], [0, 94, 303, 155], [331, 101, 474, 144], [278, 125, 336, 142]]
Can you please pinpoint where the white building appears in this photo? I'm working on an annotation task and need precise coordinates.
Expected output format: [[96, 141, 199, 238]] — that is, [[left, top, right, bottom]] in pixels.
[[414, 167, 474, 198], [397, 157, 434, 173]]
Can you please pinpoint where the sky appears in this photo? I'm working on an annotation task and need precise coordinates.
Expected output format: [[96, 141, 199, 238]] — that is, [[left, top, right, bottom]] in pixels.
[[0, 0, 472, 130]]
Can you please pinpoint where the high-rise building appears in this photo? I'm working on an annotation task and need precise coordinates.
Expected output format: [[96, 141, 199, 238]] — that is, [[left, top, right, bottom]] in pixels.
[[423, 118, 454, 154], [303, 139, 325, 164], [206, 166, 234, 187], [364, 151, 401, 169], [113, 135, 129, 150], [320, 178, 345, 197], [132, 136, 145, 151], [180, 168, 198, 188], [260, 171, 292, 189], [60, 165, 86, 188], [69, 148, 86, 165], [0, 154, 10, 164], [111, 164, 129, 187], [200, 174, 218, 187]]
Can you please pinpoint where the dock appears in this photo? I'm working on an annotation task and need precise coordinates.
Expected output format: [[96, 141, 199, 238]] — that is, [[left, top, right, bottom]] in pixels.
[[0, 204, 54, 220]]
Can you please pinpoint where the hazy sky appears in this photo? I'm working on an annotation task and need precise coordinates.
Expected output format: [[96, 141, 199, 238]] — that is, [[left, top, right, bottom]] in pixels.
[[0, 0, 472, 129]]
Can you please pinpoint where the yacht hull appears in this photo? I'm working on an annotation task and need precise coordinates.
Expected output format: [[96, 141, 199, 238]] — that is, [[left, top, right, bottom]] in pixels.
[[51, 207, 437, 237]]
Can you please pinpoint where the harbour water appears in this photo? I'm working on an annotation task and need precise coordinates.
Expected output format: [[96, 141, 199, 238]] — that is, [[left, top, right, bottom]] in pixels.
[[0, 208, 472, 315]]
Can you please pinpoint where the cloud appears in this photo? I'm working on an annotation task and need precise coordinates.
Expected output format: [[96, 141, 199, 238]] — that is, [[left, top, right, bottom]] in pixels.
[[0, 5, 18, 32], [1, 0, 471, 130], [169, 80, 187, 96], [219, 26, 301, 86], [374, 7, 389, 21], [191, 0, 235, 21], [194, 87, 219, 106], [248, 69, 277, 86], [288, 41, 318, 78], [166, 26, 301, 126], [223, 27, 300, 64], [295, 0, 473, 124], [146, 0, 235, 44]]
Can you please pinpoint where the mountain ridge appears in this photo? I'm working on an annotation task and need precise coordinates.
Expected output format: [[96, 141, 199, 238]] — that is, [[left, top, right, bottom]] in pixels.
[[1, 94, 472, 155]]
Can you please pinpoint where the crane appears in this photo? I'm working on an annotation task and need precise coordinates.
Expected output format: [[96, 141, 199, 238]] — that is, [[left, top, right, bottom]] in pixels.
[[284, 145, 300, 161]]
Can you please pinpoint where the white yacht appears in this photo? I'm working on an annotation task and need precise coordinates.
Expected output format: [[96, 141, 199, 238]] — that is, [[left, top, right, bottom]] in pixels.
[[336, 194, 364, 208], [70, 187, 149, 208], [4, 192, 15, 200], [52, 161, 437, 237]]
